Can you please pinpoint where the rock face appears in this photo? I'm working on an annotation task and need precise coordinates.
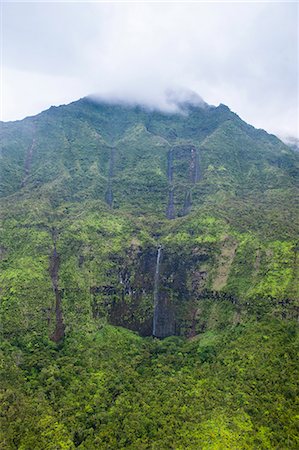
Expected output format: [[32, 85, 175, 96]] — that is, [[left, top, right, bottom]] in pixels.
[[190, 147, 200, 183], [152, 246, 174, 338], [182, 190, 192, 216], [88, 241, 211, 338], [153, 295, 175, 338], [166, 188, 176, 219], [105, 183, 113, 207], [165, 145, 201, 218]]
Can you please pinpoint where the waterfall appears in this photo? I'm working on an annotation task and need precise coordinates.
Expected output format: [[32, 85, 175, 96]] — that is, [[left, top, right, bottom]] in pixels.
[[167, 149, 173, 183], [182, 190, 192, 216], [166, 188, 175, 219], [194, 151, 200, 183], [190, 147, 200, 183], [105, 182, 113, 207], [153, 245, 163, 337]]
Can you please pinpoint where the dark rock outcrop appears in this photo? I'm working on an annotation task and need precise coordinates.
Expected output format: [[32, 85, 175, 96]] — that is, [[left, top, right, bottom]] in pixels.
[[166, 188, 176, 219]]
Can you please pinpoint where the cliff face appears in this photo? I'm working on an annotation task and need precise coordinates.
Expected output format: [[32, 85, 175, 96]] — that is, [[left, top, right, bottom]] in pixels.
[[0, 97, 299, 342]]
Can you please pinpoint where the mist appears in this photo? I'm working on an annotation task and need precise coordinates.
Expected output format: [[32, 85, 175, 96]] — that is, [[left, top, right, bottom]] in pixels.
[[2, 2, 298, 139]]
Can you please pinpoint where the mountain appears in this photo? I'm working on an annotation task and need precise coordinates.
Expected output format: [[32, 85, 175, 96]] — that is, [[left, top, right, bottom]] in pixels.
[[1, 97, 299, 449], [284, 136, 299, 152]]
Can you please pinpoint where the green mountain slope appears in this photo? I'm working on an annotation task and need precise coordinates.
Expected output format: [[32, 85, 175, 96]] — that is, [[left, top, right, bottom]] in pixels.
[[0, 98, 298, 448]]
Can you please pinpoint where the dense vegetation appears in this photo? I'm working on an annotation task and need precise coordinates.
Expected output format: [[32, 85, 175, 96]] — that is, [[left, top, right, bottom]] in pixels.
[[0, 97, 298, 448]]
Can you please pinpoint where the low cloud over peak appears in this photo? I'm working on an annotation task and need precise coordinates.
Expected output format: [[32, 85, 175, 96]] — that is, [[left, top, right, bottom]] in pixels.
[[2, 2, 298, 139], [90, 87, 206, 114]]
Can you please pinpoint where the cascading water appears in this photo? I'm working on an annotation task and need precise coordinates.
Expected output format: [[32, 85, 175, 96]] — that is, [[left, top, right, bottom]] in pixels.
[[167, 149, 173, 183], [166, 189, 175, 219], [153, 245, 163, 337], [194, 152, 200, 183], [182, 190, 192, 216], [190, 147, 200, 183]]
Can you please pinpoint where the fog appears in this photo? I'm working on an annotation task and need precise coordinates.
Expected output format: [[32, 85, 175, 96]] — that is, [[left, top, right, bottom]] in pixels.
[[1, 2, 298, 139]]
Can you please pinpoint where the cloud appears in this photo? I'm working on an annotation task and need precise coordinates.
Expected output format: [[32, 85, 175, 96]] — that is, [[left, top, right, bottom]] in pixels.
[[1, 2, 298, 139]]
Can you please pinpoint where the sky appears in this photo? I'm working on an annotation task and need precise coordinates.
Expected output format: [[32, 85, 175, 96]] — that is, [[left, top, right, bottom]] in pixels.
[[1, 1, 298, 140]]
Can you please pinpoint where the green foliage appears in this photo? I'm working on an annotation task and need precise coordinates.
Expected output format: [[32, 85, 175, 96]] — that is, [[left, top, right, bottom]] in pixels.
[[1, 321, 298, 448], [1, 98, 299, 448]]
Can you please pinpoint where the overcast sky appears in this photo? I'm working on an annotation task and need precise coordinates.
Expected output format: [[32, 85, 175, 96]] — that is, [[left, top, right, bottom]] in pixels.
[[1, 1, 298, 140]]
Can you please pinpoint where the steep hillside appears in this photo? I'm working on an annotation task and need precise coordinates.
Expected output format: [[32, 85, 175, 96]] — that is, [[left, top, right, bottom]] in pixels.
[[1, 98, 298, 448], [1, 98, 298, 339]]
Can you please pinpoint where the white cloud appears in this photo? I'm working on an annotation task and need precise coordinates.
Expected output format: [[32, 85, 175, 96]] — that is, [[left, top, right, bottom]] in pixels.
[[1, 2, 298, 139], [2, 68, 86, 121]]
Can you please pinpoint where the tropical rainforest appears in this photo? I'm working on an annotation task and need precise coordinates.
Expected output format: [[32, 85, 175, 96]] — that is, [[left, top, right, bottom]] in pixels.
[[0, 97, 298, 449]]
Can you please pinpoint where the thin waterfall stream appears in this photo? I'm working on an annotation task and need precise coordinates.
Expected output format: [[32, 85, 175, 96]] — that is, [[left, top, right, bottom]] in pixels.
[[153, 245, 163, 337]]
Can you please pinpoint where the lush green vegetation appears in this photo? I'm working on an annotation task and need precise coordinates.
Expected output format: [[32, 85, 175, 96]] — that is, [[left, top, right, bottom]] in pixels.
[[0, 98, 298, 448], [1, 321, 298, 449]]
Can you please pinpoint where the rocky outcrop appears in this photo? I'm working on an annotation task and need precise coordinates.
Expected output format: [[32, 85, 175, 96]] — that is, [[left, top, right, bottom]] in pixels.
[[182, 190, 192, 216], [165, 145, 200, 219], [190, 147, 200, 183], [90, 244, 209, 338], [166, 188, 176, 219]]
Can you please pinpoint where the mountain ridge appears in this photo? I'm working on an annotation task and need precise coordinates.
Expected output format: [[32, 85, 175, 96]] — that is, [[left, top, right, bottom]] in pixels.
[[1, 95, 298, 337], [1, 96, 298, 448]]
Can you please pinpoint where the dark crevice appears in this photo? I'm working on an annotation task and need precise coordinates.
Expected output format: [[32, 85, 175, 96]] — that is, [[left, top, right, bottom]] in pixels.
[[152, 246, 175, 338], [153, 245, 162, 337], [105, 182, 113, 207], [166, 188, 175, 219], [182, 190, 192, 216], [191, 148, 200, 183], [167, 148, 174, 183], [166, 146, 200, 219]]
